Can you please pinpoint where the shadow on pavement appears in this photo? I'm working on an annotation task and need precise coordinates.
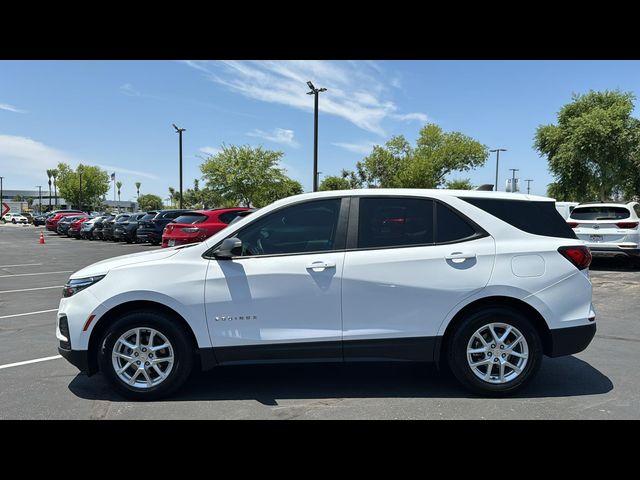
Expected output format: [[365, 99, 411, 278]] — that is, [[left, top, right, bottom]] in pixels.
[[68, 355, 613, 405], [590, 257, 639, 272]]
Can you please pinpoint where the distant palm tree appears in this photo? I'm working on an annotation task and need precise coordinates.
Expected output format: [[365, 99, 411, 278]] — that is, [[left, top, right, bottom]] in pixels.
[[135, 182, 141, 200], [51, 169, 59, 209], [46, 169, 53, 210], [116, 181, 123, 213], [168, 187, 176, 208]]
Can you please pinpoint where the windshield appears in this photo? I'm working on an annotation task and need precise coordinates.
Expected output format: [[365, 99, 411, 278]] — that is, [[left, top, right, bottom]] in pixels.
[[571, 206, 630, 221]]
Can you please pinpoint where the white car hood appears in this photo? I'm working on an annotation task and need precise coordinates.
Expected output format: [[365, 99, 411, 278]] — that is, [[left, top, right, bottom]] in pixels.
[[70, 248, 181, 279]]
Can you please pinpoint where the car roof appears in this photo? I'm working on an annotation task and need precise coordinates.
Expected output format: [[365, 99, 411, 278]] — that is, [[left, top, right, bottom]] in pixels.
[[275, 189, 554, 203]]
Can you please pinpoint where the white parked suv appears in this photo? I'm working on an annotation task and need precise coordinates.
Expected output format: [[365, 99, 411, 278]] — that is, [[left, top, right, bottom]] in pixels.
[[57, 190, 596, 399], [567, 201, 640, 265], [2, 212, 29, 224]]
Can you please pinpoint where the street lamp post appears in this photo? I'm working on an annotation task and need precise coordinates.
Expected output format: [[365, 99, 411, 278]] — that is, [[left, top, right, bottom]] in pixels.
[[0, 176, 4, 222], [489, 148, 507, 191], [525, 179, 533, 195], [36, 185, 42, 214], [172, 124, 186, 209], [508, 168, 519, 192], [306, 81, 327, 192], [79, 171, 83, 212]]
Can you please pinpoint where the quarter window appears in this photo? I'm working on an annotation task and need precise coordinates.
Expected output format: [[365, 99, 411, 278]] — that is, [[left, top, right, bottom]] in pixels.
[[234, 199, 342, 256], [436, 202, 477, 243], [357, 197, 434, 248]]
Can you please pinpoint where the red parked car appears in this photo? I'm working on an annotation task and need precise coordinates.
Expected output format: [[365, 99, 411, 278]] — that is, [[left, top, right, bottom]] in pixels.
[[46, 212, 82, 232], [161, 208, 251, 248], [68, 216, 92, 238]]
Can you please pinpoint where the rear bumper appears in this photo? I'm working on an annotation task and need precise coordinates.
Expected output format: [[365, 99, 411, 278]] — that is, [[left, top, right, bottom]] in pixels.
[[548, 323, 596, 357], [137, 230, 161, 242], [588, 246, 640, 258]]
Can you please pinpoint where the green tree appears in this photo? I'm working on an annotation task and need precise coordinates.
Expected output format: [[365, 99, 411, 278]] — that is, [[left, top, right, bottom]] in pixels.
[[13, 194, 25, 201], [319, 175, 351, 191], [116, 181, 122, 203], [200, 144, 302, 207], [445, 178, 474, 190], [168, 187, 177, 208], [356, 124, 488, 188], [138, 193, 164, 211], [535, 89, 640, 202], [55, 163, 110, 209], [135, 182, 141, 200]]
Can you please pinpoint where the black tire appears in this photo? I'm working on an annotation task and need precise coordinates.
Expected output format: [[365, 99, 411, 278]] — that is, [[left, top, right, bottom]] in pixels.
[[98, 310, 194, 400], [447, 306, 542, 397]]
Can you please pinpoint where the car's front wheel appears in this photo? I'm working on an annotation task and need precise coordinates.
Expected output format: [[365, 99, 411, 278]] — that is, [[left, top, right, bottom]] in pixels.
[[98, 310, 194, 400], [447, 306, 542, 396]]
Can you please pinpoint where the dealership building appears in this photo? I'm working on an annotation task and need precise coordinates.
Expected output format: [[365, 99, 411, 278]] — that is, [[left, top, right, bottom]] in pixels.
[[1, 189, 137, 213]]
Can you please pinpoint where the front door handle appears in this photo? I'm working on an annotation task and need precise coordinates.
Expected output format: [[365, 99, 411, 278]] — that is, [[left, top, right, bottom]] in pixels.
[[445, 252, 477, 263], [306, 261, 336, 271]]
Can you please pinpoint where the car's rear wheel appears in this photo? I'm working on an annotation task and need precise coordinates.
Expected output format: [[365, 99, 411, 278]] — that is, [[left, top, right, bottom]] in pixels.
[[98, 310, 194, 400], [447, 306, 542, 396]]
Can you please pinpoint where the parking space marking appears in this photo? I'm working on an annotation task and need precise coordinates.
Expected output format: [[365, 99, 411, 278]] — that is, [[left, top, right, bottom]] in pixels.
[[0, 285, 64, 294], [0, 308, 58, 319], [0, 355, 62, 370], [0, 270, 72, 278], [0, 263, 43, 268]]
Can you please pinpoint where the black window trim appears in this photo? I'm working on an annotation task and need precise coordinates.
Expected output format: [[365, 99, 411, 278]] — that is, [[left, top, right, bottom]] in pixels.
[[203, 197, 351, 260], [345, 195, 488, 252]]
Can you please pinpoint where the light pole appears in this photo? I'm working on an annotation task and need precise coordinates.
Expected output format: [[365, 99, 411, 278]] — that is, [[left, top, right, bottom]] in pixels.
[[36, 185, 42, 214], [0, 176, 4, 222], [172, 124, 186, 209], [489, 148, 507, 191], [316, 171, 322, 189], [306, 81, 327, 192], [525, 179, 533, 195], [79, 171, 83, 212], [508, 168, 519, 192]]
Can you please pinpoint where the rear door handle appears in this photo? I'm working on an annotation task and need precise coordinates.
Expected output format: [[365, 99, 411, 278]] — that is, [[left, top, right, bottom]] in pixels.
[[306, 261, 336, 271], [445, 252, 477, 262]]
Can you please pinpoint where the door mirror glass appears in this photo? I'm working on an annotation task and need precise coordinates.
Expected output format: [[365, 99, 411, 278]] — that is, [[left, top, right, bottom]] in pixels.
[[214, 237, 242, 259]]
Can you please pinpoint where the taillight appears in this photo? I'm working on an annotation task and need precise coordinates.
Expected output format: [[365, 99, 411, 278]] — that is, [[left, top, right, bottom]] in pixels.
[[558, 246, 592, 270], [181, 227, 202, 234], [616, 221, 639, 229], [567, 222, 579, 228]]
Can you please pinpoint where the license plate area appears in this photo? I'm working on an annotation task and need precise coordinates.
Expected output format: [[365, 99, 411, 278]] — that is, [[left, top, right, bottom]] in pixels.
[[168, 239, 175, 247], [590, 234, 603, 242]]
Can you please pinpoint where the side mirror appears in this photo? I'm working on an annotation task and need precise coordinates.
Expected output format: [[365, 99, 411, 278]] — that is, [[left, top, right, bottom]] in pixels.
[[214, 237, 242, 259]]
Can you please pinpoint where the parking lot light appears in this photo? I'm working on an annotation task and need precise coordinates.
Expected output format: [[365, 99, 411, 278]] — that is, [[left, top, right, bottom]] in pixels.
[[489, 148, 507, 191], [172, 124, 186, 209], [306, 81, 327, 192]]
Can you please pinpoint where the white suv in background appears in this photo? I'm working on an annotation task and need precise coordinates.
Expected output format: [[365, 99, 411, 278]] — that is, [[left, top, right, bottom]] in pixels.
[[2, 213, 29, 224], [567, 202, 640, 265], [57, 190, 596, 399]]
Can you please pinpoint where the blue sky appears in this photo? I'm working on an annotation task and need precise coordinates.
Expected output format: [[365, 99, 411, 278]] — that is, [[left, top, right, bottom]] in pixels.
[[1, 60, 640, 200]]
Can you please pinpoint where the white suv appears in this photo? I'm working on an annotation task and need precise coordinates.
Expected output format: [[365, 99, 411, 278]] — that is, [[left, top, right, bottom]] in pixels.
[[2, 213, 29, 224], [57, 190, 596, 399], [567, 202, 640, 265]]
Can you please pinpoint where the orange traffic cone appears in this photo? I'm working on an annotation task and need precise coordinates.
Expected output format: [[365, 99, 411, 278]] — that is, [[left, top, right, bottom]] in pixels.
[[39, 232, 45, 244]]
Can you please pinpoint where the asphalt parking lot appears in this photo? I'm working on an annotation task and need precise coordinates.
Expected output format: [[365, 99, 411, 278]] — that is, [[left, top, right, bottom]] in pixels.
[[0, 223, 638, 419]]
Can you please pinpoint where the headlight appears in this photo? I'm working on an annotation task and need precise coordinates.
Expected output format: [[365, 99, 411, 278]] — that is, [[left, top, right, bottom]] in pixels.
[[63, 275, 105, 298]]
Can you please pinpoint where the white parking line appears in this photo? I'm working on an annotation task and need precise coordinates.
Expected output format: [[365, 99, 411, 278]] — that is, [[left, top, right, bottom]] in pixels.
[[0, 308, 58, 319], [0, 285, 64, 294], [0, 263, 43, 268], [0, 271, 72, 278], [0, 355, 62, 370]]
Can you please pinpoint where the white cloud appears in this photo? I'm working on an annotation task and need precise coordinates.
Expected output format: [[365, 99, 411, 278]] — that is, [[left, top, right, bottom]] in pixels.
[[0, 103, 26, 113], [183, 60, 428, 136], [247, 128, 298, 147], [119, 83, 140, 96], [332, 141, 378, 155], [391, 112, 429, 122], [199, 146, 221, 156], [97, 164, 159, 180]]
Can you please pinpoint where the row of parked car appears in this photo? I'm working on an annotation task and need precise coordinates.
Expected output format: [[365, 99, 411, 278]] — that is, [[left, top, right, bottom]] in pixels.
[[42, 208, 254, 247]]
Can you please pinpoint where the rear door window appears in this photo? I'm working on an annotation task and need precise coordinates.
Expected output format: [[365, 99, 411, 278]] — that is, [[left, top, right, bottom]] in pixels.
[[357, 197, 434, 248], [571, 206, 631, 221]]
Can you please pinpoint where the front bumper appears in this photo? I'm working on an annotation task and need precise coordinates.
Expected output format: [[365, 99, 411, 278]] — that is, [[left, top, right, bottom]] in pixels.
[[58, 346, 92, 374], [548, 322, 596, 357]]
